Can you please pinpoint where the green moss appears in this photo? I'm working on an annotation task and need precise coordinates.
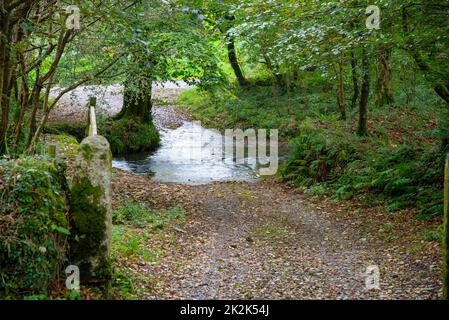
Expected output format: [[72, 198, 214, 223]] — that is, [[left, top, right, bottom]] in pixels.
[[79, 143, 94, 162], [103, 117, 160, 155], [54, 134, 79, 146], [69, 176, 110, 282]]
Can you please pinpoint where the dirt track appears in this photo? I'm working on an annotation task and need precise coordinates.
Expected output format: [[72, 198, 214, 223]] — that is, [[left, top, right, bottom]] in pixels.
[[112, 170, 441, 299]]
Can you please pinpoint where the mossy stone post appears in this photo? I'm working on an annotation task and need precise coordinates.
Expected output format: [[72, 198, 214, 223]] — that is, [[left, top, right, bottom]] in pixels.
[[443, 154, 449, 299], [70, 135, 112, 283]]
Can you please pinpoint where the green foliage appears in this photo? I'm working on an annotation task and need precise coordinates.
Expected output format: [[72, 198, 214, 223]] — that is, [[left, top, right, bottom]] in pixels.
[[103, 117, 160, 155], [282, 118, 358, 185], [65, 289, 82, 300], [0, 156, 70, 297], [111, 204, 187, 298], [42, 115, 160, 156], [43, 134, 79, 158], [182, 69, 444, 219], [282, 119, 443, 218], [112, 268, 138, 300], [423, 229, 443, 242], [113, 202, 152, 228], [179, 86, 323, 138]]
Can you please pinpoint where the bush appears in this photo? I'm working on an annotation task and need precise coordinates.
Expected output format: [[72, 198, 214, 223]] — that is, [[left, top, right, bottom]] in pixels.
[[335, 145, 443, 218], [113, 202, 152, 228], [103, 117, 160, 155], [43, 121, 86, 142], [0, 156, 70, 298]]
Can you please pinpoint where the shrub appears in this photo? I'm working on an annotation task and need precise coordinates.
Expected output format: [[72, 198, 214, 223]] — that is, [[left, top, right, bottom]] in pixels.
[[113, 202, 152, 228], [0, 156, 70, 298], [335, 145, 443, 218], [281, 118, 357, 186], [103, 117, 160, 155], [43, 121, 86, 142]]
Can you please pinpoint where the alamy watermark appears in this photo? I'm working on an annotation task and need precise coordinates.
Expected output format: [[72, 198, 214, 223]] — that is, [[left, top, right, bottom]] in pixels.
[[65, 5, 81, 30], [364, 265, 380, 290], [366, 5, 381, 30], [65, 265, 80, 291], [176, 121, 278, 176]]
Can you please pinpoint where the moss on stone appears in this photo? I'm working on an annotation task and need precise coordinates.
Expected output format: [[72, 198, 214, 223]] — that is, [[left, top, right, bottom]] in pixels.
[[69, 176, 110, 281], [79, 143, 94, 162]]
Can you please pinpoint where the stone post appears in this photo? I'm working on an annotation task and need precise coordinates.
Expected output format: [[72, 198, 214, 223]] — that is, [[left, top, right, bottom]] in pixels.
[[69, 135, 112, 283], [86, 96, 98, 137]]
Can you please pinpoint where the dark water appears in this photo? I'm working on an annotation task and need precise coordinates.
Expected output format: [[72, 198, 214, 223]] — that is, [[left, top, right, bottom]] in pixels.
[[112, 121, 260, 185]]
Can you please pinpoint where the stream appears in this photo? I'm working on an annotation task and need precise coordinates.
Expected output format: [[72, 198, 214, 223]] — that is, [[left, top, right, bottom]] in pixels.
[[112, 120, 259, 185]]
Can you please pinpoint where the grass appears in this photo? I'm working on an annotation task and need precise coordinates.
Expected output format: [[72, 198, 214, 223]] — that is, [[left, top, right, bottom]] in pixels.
[[112, 202, 186, 229], [423, 228, 443, 242]]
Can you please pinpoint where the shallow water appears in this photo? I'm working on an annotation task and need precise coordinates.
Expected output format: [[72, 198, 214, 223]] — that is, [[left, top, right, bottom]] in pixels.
[[112, 121, 259, 185]]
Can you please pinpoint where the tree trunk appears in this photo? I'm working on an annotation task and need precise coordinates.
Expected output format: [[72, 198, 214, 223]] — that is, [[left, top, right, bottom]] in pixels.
[[358, 46, 370, 137], [0, 12, 11, 154], [336, 54, 346, 120], [374, 46, 394, 107], [226, 35, 248, 87], [350, 50, 359, 109], [263, 54, 283, 89], [116, 82, 153, 122], [444, 154, 449, 300], [13, 76, 29, 153]]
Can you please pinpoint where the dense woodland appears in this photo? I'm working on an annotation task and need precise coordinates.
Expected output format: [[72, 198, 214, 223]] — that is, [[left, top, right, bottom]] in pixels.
[[0, 0, 449, 300]]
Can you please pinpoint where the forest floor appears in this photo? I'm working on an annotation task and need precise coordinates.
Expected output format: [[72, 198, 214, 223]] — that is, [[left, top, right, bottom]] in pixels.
[[109, 88, 442, 300]]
